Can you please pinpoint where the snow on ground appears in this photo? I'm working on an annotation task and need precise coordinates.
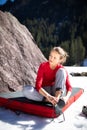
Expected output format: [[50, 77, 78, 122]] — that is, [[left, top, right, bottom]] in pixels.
[[0, 67, 87, 130]]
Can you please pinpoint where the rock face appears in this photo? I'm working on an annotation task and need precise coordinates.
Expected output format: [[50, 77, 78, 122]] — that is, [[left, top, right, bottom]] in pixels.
[[0, 11, 46, 92]]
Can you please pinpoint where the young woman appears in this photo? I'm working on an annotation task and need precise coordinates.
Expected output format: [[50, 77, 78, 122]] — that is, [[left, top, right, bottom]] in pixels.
[[23, 46, 72, 106]]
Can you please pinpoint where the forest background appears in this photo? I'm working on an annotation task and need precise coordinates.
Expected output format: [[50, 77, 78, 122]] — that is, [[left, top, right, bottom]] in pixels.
[[0, 0, 87, 66]]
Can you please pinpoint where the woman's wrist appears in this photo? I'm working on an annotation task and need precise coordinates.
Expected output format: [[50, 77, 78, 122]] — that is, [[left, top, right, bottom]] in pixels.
[[46, 94, 51, 100]]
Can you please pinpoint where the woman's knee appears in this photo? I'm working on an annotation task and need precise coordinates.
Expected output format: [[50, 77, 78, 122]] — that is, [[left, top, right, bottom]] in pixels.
[[23, 85, 34, 96]]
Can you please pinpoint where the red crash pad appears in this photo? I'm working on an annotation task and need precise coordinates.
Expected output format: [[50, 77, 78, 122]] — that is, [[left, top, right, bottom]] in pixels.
[[0, 87, 83, 118]]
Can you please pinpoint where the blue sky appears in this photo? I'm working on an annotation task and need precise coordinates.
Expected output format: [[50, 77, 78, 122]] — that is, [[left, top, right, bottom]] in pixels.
[[0, 0, 15, 5]]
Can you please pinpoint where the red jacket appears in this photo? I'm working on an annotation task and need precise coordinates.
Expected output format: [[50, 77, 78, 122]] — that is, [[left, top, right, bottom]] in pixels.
[[35, 62, 72, 92]]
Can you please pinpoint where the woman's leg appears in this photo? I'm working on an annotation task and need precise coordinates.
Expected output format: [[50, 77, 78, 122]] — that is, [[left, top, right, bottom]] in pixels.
[[52, 68, 67, 95], [22, 85, 43, 101]]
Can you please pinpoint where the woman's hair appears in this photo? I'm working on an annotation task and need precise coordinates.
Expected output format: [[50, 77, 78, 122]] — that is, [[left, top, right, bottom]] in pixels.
[[51, 46, 69, 64]]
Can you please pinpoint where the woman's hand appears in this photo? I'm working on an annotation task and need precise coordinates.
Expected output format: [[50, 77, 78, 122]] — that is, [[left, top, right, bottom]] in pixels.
[[61, 96, 68, 104], [46, 95, 58, 105], [39, 88, 60, 105], [62, 91, 71, 103]]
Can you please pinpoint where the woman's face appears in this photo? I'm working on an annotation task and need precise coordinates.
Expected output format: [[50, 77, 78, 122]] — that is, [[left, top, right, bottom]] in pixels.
[[49, 50, 61, 67]]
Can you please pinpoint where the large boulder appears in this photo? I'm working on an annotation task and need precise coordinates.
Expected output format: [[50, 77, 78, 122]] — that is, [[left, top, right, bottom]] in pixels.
[[0, 11, 46, 92]]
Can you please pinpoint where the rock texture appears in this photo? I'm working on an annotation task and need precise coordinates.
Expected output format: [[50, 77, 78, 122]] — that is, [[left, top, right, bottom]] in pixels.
[[0, 11, 46, 92]]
